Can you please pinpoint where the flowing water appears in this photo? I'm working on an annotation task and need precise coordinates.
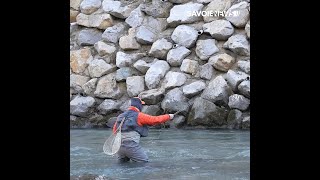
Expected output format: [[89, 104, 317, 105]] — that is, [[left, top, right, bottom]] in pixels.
[[70, 129, 250, 179]]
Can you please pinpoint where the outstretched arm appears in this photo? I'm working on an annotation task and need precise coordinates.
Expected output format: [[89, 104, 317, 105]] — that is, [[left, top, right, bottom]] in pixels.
[[137, 113, 171, 126]]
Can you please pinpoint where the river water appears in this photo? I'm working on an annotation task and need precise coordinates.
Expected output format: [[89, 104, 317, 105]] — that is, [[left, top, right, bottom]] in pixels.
[[70, 129, 250, 179]]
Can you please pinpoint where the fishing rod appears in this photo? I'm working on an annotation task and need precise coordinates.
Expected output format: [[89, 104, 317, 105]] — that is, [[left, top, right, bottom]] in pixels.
[[173, 110, 182, 116]]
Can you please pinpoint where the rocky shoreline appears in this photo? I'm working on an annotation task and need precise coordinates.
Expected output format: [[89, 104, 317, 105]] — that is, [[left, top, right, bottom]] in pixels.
[[70, 0, 250, 130]]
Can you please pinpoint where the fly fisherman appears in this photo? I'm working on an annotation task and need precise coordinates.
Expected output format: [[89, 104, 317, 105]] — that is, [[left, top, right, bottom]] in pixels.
[[113, 97, 175, 162]]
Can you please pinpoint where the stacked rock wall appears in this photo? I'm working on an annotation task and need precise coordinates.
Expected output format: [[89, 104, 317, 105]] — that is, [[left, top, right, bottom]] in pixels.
[[70, 0, 250, 129]]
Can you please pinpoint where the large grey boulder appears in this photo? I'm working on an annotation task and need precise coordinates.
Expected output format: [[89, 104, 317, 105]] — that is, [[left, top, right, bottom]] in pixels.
[[94, 41, 117, 56], [187, 97, 228, 126], [94, 72, 126, 99], [119, 28, 141, 50], [163, 71, 187, 89], [167, 46, 191, 67], [238, 80, 250, 98], [102, 22, 128, 43], [126, 76, 145, 97], [180, 59, 199, 75], [245, 20, 250, 38], [195, 39, 219, 60], [201, 76, 233, 106], [140, 0, 172, 18], [199, 63, 214, 80], [223, 34, 250, 56], [203, 0, 232, 22], [102, 0, 140, 19], [115, 67, 141, 82], [88, 59, 116, 78], [135, 25, 157, 44], [125, 5, 145, 28], [145, 60, 170, 89], [171, 25, 199, 48], [209, 53, 235, 72], [70, 48, 93, 74], [161, 88, 190, 114], [227, 109, 242, 129], [70, 96, 96, 117], [83, 78, 98, 95], [167, 2, 204, 26], [241, 115, 250, 129], [76, 13, 113, 29], [228, 94, 250, 111], [182, 81, 206, 98], [71, 0, 82, 10], [148, 38, 173, 59], [97, 99, 121, 114], [133, 58, 156, 74], [237, 60, 250, 74], [116, 51, 145, 68], [138, 88, 166, 105], [225, 1, 250, 28], [80, 0, 101, 14], [77, 28, 102, 46], [141, 105, 162, 116], [202, 20, 234, 40], [225, 70, 249, 92], [70, 74, 90, 91]]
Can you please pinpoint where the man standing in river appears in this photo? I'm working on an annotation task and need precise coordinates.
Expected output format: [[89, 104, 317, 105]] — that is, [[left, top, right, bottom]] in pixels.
[[112, 97, 175, 162]]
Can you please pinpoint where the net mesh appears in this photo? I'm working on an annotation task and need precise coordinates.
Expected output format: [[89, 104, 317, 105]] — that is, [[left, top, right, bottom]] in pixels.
[[103, 117, 125, 155]]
